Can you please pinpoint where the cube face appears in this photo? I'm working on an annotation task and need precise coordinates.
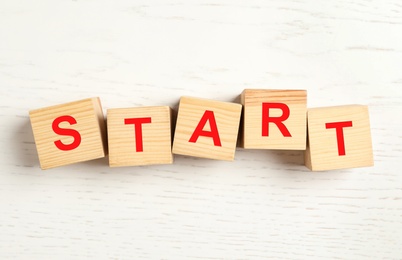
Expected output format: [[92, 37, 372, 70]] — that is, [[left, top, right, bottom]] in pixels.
[[241, 89, 307, 150], [172, 97, 242, 161], [107, 106, 173, 167], [305, 105, 374, 171], [29, 97, 107, 169]]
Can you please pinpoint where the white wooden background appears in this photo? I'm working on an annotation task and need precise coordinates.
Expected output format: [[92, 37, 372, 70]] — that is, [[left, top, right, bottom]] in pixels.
[[1, 0, 401, 259]]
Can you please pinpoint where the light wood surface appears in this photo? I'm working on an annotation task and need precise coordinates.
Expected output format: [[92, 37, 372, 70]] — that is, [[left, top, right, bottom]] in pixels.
[[172, 96, 242, 161], [1, 0, 402, 259], [107, 106, 173, 167], [241, 89, 307, 149]]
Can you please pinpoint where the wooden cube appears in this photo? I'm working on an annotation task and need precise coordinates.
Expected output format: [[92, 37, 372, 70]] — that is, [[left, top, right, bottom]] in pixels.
[[305, 105, 374, 171], [107, 106, 173, 167], [29, 97, 107, 169], [240, 89, 307, 150], [172, 96, 242, 161]]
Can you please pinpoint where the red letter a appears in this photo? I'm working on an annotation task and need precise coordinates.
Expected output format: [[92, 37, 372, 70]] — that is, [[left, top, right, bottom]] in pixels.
[[189, 110, 222, 146]]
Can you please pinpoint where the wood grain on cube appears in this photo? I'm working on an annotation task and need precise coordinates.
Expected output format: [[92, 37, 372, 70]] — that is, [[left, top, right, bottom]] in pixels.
[[172, 96, 242, 161], [29, 97, 107, 169], [240, 89, 307, 150], [107, 106, 173, 167], [305, 105, 374, 171]]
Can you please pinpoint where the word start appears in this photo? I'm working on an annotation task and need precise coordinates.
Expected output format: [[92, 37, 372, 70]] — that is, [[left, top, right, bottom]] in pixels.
[[29, 90, 374, 171]]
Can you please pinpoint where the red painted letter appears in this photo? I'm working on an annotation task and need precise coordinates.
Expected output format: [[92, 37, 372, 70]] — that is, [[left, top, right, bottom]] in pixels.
[[125, 117, 152, 152], [325, 121, 353, 156], [52, 115, 81, 151], [189, 110, 221, 146], [262, 103, 291, 137]]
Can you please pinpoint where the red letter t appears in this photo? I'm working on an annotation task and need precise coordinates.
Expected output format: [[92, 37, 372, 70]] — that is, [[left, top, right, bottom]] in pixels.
[[325, 121, 353, 156], [125, 117, 152, 152]]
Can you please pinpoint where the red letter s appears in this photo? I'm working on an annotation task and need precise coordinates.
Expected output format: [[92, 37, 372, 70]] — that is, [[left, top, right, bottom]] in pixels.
[[52, 115, 81, 151]]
